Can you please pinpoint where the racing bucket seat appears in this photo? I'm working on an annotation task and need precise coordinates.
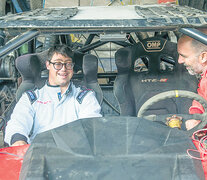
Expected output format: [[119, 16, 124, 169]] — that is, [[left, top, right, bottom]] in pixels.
[[114, 36, 198, 116]]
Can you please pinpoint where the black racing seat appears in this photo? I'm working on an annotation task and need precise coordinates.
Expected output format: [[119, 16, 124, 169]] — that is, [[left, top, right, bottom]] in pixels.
[[15, 50, 48, 101], [2, 51, 49, 142], [82, 54, 103, 105], [114, 37, 198, 116]]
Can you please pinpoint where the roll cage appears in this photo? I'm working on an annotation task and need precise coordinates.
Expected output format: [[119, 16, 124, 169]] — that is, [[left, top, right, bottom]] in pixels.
[[0, 5, 207, 55], [0, 4, 206, 123]]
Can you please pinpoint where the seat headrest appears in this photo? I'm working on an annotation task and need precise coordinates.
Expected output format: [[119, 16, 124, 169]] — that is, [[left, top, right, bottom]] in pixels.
[[115, 47, 132, 74], [132, 37, 178, 73], [83, 54, 98, 83], [115, 37, 178, 74], [15, 50, 48, 82], [73, 51, 84, 73]]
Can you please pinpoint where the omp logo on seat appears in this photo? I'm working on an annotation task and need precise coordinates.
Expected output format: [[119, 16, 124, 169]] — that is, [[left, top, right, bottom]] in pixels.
[[141, 78, 168, 82], [147, 41, 161, 49], [141, 39, 167, 52]]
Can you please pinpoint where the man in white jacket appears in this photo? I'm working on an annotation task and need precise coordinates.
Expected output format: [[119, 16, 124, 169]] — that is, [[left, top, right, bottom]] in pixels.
[[4, 44, 102, 146]]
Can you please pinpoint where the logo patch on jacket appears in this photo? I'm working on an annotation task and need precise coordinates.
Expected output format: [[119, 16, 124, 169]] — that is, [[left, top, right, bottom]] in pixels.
[[76, 88, 91, 104], [26, 91, 37, 104]]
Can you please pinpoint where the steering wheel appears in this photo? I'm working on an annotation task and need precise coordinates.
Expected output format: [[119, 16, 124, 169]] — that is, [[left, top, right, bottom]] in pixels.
[[137, 90, 207, 136]]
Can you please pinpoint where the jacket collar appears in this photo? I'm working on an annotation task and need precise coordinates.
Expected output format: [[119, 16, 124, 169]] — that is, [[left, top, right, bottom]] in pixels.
[[45, 81, 73, 100]]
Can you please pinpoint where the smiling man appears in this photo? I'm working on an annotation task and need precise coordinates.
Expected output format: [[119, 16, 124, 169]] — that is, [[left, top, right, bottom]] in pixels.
[[4, 44, 102, 146], [177, 29, 207, 130]]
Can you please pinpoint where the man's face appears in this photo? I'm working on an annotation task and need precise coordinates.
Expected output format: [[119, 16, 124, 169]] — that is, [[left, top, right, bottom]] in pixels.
[[46, 52, 73, 88], [177, 37, 203, 75]]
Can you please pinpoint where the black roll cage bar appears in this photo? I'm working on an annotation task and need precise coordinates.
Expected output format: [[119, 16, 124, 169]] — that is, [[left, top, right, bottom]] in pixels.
[[0, 27, 207, 59]]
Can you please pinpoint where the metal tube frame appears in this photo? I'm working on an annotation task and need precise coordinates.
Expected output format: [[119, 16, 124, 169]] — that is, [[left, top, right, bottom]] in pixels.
[[179, 28, 207, 45], [0, 29, 39, 58], [1, 27, 206, 59]]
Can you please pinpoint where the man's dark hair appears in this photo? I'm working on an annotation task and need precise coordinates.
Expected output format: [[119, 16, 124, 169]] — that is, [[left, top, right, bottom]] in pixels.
[[47, 44, 74, 61]]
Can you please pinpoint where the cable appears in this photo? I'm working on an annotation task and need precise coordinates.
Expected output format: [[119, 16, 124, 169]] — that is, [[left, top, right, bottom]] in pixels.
[[187, 128, 207, 160], [93, 50, 106, 73], [103, 97, 120, 114]]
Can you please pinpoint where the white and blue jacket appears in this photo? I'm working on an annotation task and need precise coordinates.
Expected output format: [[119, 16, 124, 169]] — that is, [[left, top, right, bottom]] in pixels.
[[4, 82, 102, 145]]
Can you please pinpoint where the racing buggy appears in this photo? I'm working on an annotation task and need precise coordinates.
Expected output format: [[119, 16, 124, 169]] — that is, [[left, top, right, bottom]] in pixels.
[[0, 3, 207, 180]]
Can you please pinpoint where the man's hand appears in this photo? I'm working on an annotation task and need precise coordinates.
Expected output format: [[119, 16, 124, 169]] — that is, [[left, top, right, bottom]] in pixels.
[[11, 140, 27, 147], [185, 119, 201, 130]]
